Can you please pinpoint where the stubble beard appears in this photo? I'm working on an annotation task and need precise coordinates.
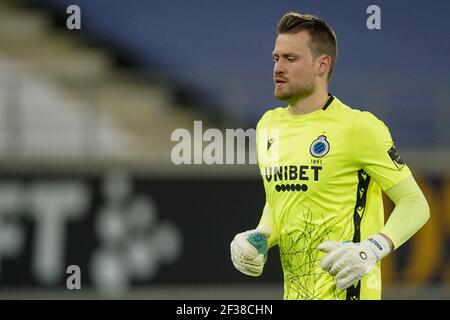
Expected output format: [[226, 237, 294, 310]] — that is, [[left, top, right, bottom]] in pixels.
[[275, 80, 315, 105]]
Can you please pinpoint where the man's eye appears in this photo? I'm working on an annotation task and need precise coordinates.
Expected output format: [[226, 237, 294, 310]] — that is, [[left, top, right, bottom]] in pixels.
[[287, 57, 296, 62], [272, 57, 279, 62]]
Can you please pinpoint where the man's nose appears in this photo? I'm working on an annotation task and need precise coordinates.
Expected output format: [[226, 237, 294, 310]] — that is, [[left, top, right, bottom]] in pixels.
[[274, 61, 286, 75]]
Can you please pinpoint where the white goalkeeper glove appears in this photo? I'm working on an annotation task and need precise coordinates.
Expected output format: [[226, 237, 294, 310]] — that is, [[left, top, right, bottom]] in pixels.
[[230, 226, 271, 277], [318, 234, 391, 291]]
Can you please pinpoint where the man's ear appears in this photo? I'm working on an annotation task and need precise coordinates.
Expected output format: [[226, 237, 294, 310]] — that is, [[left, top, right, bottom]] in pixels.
[[317, 55, 331, 77]]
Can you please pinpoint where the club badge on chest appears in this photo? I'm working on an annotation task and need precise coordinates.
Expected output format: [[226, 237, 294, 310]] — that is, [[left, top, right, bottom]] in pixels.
[[310, 135, 330, 158]]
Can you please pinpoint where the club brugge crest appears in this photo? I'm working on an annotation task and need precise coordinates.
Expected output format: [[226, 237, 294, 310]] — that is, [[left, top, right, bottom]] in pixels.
[[310, 135, 330, 158]]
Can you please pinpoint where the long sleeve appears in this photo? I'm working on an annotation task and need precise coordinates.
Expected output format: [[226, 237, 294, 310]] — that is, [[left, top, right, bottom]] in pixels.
[[257, 202, 278, 248], [381, 175, 430, 249]]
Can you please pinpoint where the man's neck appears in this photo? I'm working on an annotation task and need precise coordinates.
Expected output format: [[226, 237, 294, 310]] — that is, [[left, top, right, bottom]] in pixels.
[[288, 88, 330, 115]]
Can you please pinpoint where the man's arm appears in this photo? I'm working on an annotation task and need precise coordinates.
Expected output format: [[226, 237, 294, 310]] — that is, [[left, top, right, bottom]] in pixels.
[[231, 116, 279, 276], [257, 202, 278, 248], [380, 175, 430, 250]]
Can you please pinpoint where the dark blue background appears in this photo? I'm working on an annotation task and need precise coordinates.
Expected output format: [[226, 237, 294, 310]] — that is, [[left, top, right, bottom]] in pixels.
[[36, 0, 450, 146]]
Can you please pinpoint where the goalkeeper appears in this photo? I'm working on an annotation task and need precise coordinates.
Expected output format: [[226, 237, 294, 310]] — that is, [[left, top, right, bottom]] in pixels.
[[230, 12, 429, 300]]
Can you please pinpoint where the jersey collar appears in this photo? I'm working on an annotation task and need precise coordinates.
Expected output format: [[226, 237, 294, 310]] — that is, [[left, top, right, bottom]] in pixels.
[[322, 94, 335, 110]]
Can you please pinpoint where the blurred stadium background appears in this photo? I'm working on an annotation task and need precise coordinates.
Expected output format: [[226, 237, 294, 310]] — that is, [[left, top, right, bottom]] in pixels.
[[0, 0, 449, 299]]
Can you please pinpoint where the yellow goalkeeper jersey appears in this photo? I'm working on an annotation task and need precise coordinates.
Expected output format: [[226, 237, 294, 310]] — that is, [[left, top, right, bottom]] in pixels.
[[256, 95, 411, 300]]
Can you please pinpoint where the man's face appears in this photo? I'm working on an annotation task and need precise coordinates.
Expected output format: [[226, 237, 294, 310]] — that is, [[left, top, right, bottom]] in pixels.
[[272, 31, 317, 103]]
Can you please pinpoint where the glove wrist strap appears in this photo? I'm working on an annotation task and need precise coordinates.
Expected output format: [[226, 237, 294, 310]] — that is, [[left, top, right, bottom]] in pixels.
[[367, 234, 391, 260]]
